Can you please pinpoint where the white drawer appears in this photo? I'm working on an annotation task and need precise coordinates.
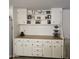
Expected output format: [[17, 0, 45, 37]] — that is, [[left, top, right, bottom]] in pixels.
[[32, 51, 42, 56], [33, 44, 42, 48], [43, 40, 52, 46], [52, 40, 63, 45], [33, 39, 42, 44], [43, 40, 51, 44], [33, 48, 42, 52], [14, 39, 24, 45], [23, 39, 33, 44]]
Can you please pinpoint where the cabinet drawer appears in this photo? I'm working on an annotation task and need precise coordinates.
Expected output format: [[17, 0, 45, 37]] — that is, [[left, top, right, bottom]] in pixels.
[[52, 40, 63, 46], [33, 44, 42, 48], [43, 40, 51, 44], [33, 39, 42, 44], [23, 39, 33, 44], [14, 39, 23, 45], [32, 51, 42, 56], [33, 48, 42, 52], [43, 40, 52, 46]]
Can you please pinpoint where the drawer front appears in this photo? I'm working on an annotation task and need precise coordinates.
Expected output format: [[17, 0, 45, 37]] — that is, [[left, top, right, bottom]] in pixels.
[[14, 39, 24, 47], [33, 43, 42, 48], [43, 40, 51, 44], [32, 51, 42, 56], [33, 39, 42, 44], [43, 40, 52, 47], [33, 39, 42, 47], [23, 39, 33, 44], [52, 40, 63, 46], [33, 48, 42, 52]]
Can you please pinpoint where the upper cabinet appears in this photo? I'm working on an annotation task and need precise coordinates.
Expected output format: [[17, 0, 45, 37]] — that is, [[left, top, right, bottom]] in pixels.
[[17, 8, 62, 25], [17, 9, 27, 24], [51, 8, 62, 24]]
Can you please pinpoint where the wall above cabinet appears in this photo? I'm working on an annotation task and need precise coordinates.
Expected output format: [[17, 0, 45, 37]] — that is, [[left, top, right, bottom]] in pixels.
[[17, 8, 62, 25]]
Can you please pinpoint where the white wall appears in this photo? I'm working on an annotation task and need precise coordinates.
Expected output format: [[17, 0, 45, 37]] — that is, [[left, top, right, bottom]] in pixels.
[[13, 0, 70, 9], [19, 25, 62, 36]]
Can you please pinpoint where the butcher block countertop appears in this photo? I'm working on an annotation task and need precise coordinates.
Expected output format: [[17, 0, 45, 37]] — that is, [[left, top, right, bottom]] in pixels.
[[16, 35, 64, 40]]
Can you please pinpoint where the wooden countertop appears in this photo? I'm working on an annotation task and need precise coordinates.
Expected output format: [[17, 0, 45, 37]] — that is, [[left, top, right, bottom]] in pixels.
[[16, 35, 64, 40]]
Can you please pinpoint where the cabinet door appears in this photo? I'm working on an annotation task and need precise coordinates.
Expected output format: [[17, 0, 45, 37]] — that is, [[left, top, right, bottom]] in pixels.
[[42, 40, 52, 57], [14, 39, 24, 56], [51, 8, 62, 24], [52, 40, 63, 58], [17, 9, 27, 24], [23, 39, 33, 56]]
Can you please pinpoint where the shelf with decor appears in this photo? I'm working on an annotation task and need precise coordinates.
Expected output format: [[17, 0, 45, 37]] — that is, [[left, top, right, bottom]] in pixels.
[[17, 8, 62, 25]]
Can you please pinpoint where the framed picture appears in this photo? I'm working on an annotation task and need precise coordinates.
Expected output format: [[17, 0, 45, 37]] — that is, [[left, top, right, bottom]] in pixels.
[[27, 15, 32, 19], [35, 20, 41, 24], [27, 20, 31, 24], [47, 20, 51, 24]]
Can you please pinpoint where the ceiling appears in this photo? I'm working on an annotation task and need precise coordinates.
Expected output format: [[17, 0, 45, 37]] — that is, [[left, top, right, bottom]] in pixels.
[[10, 0, 70, 9]]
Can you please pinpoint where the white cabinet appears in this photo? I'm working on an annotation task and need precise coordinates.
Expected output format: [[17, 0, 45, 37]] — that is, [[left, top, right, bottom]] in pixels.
[[14, 38, 64, 58], [52, 40, 63, 58], [17, 9, 27, 24], [14, 38, 24, 56], [23, 39, 33, 56], [42, 40, 52, 57], [51, 8, 62, 24]]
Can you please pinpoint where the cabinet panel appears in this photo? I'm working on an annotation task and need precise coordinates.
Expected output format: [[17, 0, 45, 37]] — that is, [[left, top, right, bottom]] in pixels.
[[14, 39, 24, 56], [52, 45, 63, 58], [42, 40, 52, 57], [51, 8, 62, 24], [52, 40, 63, 58], [23, 39, 33, 56], [17, 9, 27, 24]]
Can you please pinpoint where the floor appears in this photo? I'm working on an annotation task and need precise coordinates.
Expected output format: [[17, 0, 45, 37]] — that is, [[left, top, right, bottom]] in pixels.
[[10, 56, 65, 59]]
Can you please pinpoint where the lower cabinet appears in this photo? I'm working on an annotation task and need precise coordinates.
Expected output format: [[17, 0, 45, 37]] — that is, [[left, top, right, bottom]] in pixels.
[[52, 40, 63, 58], [14, 38, 24, 56], [14, 38, 64, 58]]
